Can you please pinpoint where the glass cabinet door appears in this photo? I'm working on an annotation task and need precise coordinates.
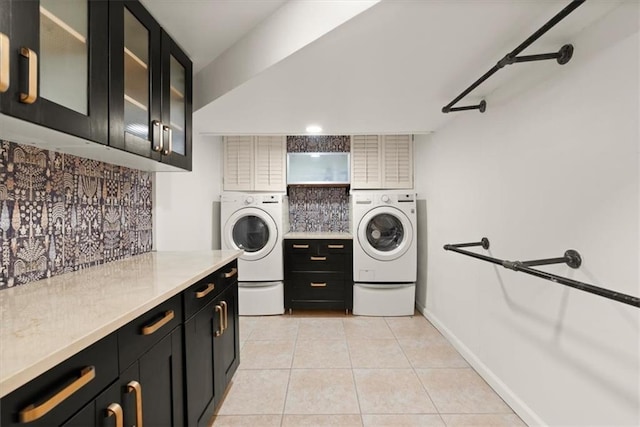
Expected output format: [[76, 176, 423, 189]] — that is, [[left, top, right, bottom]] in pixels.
[[109, 0, 161, 159], [160, 32, 192, 170], [4, 0, 109, 143]]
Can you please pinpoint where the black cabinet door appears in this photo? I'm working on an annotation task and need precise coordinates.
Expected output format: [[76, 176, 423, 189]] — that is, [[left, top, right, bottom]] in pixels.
[[3, 0, 109, 143], [109, 0, 162, 161], [138, 327, 184, 427], [213, 282, 240, 407], [184, 300, 216, 427], [159, 31, 192, 170]]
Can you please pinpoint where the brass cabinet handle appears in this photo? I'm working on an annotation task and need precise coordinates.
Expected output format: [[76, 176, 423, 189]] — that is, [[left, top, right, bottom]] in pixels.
[[214, 305, 223, 337], [327, 244, 344, 249], [310, 282, 327, 287], [19, 47, 37, 104], [151, 120, 163, 152], [0, 33, 9, 93], [195, 283, 215, 299], [19, 366, 96, 423], [106, 403, 124, 427], [220, 301, 228, 332], [126, 381, 143, 427], [141, 310, 175, 335], [224, 267, 238, 278], [162, 124, 172, 155], [310, 256, 326, 261], [292, 244, 309, 249]]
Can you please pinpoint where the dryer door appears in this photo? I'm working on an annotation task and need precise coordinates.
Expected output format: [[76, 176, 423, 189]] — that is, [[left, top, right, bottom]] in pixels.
[[224, 207, 278, 261], [357, 206, 413, 261]]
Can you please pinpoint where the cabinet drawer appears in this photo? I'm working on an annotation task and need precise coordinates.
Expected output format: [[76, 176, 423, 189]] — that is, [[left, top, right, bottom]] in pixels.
[[183, 260, 238, 320], [0, 334, 118, 427], [288, 273, 345, 301], [118, 294, 182, 371], [287, 253, 345, 272]]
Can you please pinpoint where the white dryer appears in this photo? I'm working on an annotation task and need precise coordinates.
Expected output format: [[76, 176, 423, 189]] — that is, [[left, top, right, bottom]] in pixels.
[[351, 190, 417, 316], [221, 192, 287, 315]]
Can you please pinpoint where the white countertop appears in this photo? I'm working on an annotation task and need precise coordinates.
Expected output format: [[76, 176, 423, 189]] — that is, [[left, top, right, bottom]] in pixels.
[[0, 250, 242, 398], [284, 232, 353, 240]]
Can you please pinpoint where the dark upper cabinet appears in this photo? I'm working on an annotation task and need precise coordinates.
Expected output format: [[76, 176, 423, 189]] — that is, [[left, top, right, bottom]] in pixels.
[[109, 0, 192, 170], [0, 0, 109, 144]]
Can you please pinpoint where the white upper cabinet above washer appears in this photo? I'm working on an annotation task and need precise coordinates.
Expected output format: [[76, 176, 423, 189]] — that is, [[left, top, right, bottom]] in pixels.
[[351, 134, 413, 189], [223, 135, 286, 191]]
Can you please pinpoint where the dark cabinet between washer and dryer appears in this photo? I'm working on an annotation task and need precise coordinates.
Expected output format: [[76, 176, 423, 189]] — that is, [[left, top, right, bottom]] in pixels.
[[284, 238, 353, 312]]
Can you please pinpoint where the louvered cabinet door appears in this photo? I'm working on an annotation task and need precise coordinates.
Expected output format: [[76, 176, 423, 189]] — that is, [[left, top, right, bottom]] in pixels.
[[351, 135, 382, 189], [223, 135, 254, 190], [254, 135, 286, 191], [382, 134, 413, 189]]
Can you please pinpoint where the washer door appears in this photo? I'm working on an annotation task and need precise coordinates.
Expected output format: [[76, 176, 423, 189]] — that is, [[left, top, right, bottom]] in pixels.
[[357, 206, 413, 261], [224, 208, 278, 261]]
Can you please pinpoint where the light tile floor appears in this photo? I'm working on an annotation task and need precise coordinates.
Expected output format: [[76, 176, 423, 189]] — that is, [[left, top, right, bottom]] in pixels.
[[211, 312, 527, 427]]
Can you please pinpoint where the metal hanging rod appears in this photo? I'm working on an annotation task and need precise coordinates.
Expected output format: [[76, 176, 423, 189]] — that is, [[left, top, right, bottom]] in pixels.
[[443, 238, 639, 308], [441, 0, 585, 114]]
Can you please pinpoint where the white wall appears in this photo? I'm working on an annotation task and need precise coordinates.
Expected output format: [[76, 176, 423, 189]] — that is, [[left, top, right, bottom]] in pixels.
[[415, 2, 639, 426], [154, 134, 223, 251]]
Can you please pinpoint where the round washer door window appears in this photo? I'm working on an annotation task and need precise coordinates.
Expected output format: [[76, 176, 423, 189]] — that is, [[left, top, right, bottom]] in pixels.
[[366, 213, 404, 252], [224, 208, 278, 261], [232, 215, 270, 252], [358, 206, 413, 261]]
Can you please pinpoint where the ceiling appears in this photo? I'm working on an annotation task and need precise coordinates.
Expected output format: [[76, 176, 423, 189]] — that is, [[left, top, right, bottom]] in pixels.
[[142, 0, 624, 136]]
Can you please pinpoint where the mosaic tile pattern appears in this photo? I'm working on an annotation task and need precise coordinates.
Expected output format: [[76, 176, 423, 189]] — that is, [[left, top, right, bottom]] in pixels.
[[288, 187, 349, 232], [0, 140, 152, 290], [287, 136, 350, 153]]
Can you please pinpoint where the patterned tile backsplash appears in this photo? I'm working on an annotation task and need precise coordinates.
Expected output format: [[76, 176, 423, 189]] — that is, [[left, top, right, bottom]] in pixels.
[[286, 136, 350, 232], [0, 140, 153, 289], [288, 187, 350, 233]]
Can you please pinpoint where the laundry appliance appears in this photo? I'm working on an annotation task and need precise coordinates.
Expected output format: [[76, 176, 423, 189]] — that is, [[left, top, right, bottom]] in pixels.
[[221, 192, 287, 315], [351, 190, 417, 316]]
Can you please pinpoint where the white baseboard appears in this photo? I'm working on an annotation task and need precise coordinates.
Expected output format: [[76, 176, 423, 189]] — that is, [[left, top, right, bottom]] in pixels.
[[420, 308, 546, 427]]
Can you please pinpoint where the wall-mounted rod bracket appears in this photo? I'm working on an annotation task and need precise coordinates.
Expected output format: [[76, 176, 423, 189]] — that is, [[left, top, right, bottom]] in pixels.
[[519, 249, 582, 269], [445, 237, 490, 250], [442, 100, 486, 114], [497, 44, 574, 69]]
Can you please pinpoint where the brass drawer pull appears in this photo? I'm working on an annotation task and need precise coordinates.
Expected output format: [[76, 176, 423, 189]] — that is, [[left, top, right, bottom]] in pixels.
[[327, 244, 344, 249], [310, 282, 327, 287], [19, 366, 96, 423], [292, 244, 309, 249], [215, 305, 224, 336], [224, 267, 238, 278], [141, 310, 175, 335], [0, 33, 9, 93], [195, 283, 215, 299], [310, 256, 326, 261], [106, 403, 124, 427], [126, 381, 143, 427], [221, 301, 228, 331], [19, 47, 37, 104]]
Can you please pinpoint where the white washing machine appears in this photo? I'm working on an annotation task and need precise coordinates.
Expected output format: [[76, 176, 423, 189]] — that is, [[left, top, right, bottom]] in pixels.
[[221, 192, 287, 315], [351, 190, 417, 316]]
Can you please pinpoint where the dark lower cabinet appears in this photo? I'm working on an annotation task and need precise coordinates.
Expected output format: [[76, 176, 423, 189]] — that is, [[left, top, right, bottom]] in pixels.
[[184, 280, 240, 427], [213, 283, 240, 406], [0, 259, 239, 427], [284, 239, 353, 311]]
